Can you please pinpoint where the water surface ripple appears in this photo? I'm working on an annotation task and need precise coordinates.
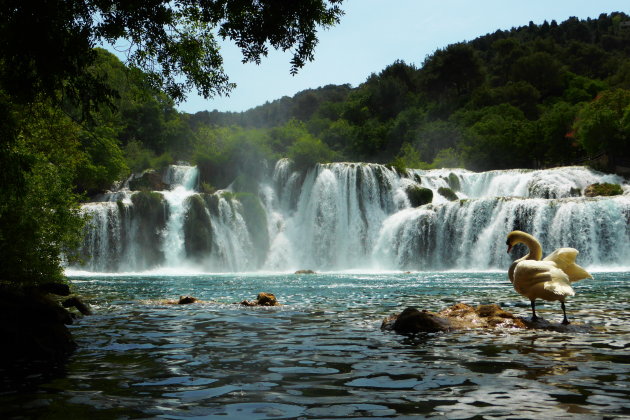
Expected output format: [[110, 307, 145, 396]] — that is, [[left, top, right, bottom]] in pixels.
[[1, 272, 628, 419]]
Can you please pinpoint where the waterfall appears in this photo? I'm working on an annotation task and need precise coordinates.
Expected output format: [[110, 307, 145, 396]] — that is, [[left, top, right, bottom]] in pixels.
[[73, 162, 630, 273], [161, 165, 199, 266]]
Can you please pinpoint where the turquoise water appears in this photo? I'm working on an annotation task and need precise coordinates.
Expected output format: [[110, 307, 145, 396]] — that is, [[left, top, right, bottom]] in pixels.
[[1, 272, 629, 419]]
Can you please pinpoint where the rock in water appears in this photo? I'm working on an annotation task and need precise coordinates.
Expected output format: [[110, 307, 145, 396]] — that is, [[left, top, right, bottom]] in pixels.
[[0, 287, 77, 363], [382, 303, 527, 333], [384, 307, 453, 333], [240, 292, 280, 306], [177, 296, 198, 305], [295, 269, 316, 274], [62, 296, 93, 315], [255, 292, 278, 306]]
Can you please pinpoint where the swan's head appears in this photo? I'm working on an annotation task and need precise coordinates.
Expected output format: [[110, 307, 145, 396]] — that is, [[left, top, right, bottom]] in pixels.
[[506, 230, 527, 253]]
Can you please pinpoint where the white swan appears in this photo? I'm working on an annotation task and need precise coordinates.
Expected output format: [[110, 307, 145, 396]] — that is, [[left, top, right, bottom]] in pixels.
[[506, 230, 592, 324]]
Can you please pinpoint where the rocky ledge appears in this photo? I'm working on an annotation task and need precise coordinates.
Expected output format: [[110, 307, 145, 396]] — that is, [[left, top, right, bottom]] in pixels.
[[381, 303, 591, 334], [0, 283, 91, 364]]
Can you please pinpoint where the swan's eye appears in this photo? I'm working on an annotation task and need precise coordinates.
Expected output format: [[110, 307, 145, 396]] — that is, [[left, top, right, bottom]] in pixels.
[[505, 239, 510, 246]]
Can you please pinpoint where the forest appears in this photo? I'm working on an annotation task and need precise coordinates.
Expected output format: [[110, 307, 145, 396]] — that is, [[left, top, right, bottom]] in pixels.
[[83, 12, 630, 196], [2, 10, 630, 286]]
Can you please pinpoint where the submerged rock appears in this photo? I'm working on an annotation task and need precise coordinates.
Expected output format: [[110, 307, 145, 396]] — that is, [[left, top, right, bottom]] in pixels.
[[382, 303, 527, 333], [295, 269, 316, 274], [241, 292, 280, 306]]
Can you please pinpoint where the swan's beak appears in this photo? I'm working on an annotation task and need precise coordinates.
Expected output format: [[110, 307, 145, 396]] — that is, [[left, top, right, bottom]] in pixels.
[[507, 244, 513, 253]]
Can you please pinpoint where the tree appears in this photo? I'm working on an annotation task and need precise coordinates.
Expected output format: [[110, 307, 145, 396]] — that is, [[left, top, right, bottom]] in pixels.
[[574, 89, 630, 161], [0, 97, 86, 285], [0, 0, 345, 105], [288, 133, 336, 171]]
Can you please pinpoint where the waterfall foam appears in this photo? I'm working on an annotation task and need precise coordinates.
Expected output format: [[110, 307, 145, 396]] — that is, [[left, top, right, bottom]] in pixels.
[[73, 162, 630, 273]]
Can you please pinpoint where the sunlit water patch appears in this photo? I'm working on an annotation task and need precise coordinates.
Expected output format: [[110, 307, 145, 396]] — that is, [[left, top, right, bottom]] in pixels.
[[1, 272, 628, 418]]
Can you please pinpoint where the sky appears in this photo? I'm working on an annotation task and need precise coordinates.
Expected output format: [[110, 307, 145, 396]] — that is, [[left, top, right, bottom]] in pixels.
[[153, 0, 630, 114]]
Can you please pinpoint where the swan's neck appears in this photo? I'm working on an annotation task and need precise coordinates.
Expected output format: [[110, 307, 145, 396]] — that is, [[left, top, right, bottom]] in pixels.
[[517, 232, 543, 261]]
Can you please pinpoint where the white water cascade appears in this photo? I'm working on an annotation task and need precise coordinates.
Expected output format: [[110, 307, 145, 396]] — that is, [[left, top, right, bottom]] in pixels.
[[73, 161, 630, 273], [161, 165, 199, 267]]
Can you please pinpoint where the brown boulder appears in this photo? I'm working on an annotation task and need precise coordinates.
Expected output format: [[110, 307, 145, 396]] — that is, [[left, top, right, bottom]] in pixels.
[[294, 269, 316, 274], [240, 292, 280, 306], [382, 303, 527, 333]]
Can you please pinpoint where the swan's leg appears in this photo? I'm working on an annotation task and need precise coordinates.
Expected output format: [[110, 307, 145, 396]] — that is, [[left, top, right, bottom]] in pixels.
[[530, 299, 538, 321], [561, 301, 570, 325]]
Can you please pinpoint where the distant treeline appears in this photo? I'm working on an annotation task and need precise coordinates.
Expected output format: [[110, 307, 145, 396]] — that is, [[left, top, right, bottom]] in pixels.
[[184, 12, 630, 176], [10, 13, 630, 203]]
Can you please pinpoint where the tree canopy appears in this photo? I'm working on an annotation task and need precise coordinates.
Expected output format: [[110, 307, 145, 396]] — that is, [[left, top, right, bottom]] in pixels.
[[0, 0, 345, 105]]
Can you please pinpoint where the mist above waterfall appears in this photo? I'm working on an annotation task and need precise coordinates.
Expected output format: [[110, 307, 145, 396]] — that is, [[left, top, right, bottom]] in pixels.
[[74, 162, 630, 273]]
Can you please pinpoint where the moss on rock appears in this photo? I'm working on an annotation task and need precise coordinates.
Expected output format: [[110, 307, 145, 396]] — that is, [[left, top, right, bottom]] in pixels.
[[584, 183, 623, 197], [130, 191, 167, 264], [183, 194, 213, 260], [438, 187, 458, 201], [235, 193, 270, 267], [447, 173, 461, 191], [405, 185, 433, 207]]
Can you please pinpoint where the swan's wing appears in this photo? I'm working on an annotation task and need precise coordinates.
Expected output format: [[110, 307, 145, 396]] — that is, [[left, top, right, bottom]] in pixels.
[[513, 260, 575, 299], [543, 247, 592, 282]]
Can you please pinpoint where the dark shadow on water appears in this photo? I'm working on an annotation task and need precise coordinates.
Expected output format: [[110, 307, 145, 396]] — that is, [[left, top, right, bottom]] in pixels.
[[0, 358, 69, 395]]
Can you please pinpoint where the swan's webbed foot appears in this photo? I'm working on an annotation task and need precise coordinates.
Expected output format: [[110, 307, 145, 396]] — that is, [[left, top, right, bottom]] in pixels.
[[561, 317, 570, 325]]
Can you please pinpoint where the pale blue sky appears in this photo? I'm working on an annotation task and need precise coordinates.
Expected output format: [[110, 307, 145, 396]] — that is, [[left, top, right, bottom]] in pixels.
[[168, 1, 629, 113]]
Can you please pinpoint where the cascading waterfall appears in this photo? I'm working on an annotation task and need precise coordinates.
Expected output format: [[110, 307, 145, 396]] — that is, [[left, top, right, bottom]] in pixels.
[[73, 161, 630, 273], [161, 165, 199, 266]]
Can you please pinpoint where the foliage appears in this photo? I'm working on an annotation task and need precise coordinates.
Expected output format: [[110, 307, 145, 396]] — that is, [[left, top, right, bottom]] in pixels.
[[193, 126, 274, 189], [0, 97, 85, 285], [389, 143, 430, 171], [573, 89, 630, 160], [287, 130, 336, 171], [193, 12, 630, 174], [0, 0, 345, 106]]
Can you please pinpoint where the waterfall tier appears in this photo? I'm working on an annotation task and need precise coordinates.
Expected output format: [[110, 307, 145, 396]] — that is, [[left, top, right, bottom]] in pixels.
[[75, 162, 630, 272]]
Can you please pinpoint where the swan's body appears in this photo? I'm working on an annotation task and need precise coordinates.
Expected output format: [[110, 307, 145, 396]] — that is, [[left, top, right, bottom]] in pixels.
[[506, 231, 592, 324]]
